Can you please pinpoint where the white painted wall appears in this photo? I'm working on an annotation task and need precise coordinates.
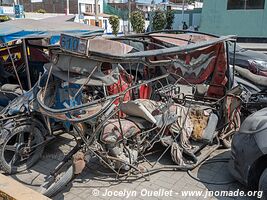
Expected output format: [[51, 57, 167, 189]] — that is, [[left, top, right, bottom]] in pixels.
[[172, 13, 190, 29], [192, 13, 201, 27], [81, 16, 150, 35], [0, 6, 14, 15], [172, 13, 201, 29], [78, 0, 103, 14], [25, 12, 67, 20]]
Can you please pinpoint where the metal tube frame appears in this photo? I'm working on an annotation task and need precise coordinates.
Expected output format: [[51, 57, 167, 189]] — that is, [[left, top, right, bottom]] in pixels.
[[22, 39, 32, 89]]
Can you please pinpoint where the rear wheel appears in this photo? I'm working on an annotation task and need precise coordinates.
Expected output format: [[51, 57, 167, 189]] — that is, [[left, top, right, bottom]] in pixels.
[[259, 168, 267, 200], [0, 121, 45, 174]]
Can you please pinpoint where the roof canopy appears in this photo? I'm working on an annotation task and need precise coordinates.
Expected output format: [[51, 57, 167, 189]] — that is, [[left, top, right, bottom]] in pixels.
[[0, 18, 104, 44]]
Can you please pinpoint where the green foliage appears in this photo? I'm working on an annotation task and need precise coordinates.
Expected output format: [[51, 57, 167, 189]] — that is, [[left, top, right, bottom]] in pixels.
[[36, 9, 46, 14], [109, 15, 120, 36], [166, 10, 174, 29], [0, 15, 10, 22], [130, 11, 145, 33], [152, 10, 166, 31]]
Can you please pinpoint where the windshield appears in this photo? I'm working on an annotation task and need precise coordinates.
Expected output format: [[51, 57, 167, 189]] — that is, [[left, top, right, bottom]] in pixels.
[[228, 42, 246, 52]]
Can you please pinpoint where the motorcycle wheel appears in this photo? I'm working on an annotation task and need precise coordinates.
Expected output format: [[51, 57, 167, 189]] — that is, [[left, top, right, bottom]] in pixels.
[[221, 110, 241, 149], [0, 122, 45, 174], [40, 163, 74, 197]]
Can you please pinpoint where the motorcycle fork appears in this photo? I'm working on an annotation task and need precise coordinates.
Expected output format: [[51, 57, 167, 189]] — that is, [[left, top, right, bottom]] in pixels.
[[50, 140, 82, 177]]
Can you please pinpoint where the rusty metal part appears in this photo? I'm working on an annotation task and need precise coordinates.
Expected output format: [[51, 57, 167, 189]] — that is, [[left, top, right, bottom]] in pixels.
[[88, 35, 236, 62], [36, 73, 169, 123], [190, 108, 209, 141], [220, 130, 235, 140], [72, 152, 86, 175], [87, 39, 133, 56]]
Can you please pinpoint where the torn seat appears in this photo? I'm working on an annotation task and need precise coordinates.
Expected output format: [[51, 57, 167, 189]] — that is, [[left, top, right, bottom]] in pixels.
[[120, 99, 178, 130], [101, 119, 141, 144], [0, 84, 23, 107], [1, 84, 23, 95]]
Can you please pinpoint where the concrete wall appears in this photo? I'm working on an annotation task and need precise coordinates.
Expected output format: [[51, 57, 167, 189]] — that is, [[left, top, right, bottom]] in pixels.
[[24, 12, 67, 19], [200, 0, 267, 38], [172, 9, 202, 29]]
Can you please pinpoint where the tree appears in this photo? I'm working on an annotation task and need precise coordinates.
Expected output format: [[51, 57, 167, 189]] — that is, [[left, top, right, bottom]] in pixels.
[[130, 11, 145, 33], [109, 15, 120, 36], [166, 10, 174, 29], [152, 10, 166, 31]]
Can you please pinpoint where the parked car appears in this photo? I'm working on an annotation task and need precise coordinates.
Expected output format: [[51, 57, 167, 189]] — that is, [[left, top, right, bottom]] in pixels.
[[228, 43, 267, 115], [228, 43, 267, 76], [229, 107, 267, 200]]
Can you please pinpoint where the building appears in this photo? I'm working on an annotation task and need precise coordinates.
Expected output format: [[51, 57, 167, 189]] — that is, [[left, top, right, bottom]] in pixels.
[[78, 0, 124, 33], [20, 0, 103, 14], [78, 0, 103, 15], [200, 0, 267, 39], [107, 0, 125, 3], [21, 0, 78, 13]]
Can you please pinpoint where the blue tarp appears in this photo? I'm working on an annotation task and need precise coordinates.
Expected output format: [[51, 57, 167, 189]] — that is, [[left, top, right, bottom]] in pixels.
[[0, 18, 104, 44]]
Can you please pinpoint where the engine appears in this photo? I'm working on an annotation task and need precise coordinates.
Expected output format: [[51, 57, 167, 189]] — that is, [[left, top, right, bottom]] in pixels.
[[106, 143, 138, 171]]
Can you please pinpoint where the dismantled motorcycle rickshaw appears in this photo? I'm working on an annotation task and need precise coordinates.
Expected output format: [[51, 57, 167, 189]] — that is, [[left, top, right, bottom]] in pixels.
[[18, 32, 241, 197], [0, 19, 104, 174]]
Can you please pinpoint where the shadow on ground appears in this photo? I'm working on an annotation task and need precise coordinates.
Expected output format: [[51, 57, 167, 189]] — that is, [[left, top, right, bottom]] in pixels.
[[191, 150, 258, 200], [6, 138, 259, 200], [10, 134, 75, 199]]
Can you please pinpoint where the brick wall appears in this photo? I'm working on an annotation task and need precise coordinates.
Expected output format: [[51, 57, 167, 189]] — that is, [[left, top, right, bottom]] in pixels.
[[21, 0, 78, 14]]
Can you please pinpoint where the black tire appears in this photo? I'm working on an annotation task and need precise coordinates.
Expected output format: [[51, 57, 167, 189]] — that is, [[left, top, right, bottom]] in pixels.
[[40, 165, 74, 197], [259, 168, 267, 200], [0, 121, 45, 174]]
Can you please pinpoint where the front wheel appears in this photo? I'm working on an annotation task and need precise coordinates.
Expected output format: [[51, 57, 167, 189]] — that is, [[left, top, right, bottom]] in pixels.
[[0, 121, 45, 174], [40, 163, 74, 197], [259, 168, 267, 200]]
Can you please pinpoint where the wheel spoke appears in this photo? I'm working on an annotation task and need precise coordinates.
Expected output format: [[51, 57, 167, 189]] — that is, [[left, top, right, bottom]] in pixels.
[[18, 132, 25, 144], [9, 153, 19, 165], [30, 136, 37, 145], [5, 145, 16, 152]]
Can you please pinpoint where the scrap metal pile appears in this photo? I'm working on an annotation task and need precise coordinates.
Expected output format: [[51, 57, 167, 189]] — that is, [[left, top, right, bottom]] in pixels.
[[0, 26, 246, 197]]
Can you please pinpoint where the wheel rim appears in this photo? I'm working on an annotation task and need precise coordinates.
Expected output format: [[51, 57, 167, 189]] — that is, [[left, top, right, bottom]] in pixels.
[[41, 163, 73, 194], [3, 131, 40, 168]]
